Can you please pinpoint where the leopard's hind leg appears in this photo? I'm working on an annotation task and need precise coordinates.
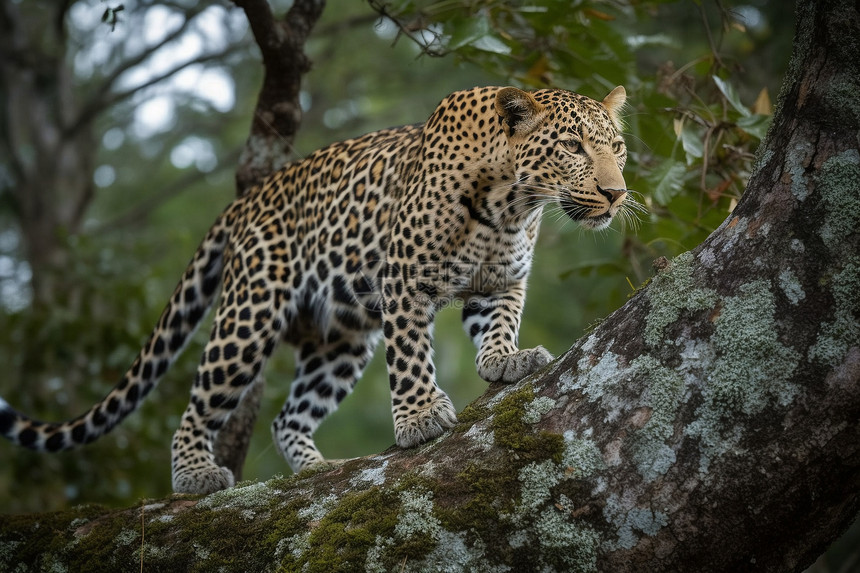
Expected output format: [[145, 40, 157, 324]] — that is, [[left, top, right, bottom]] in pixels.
[[271, 331, 380, 472], [170, 257, 285, 494]]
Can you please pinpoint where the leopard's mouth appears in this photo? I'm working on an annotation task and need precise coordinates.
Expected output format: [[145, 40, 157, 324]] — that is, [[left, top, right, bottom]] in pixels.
[[579, 213, 613, 230], [560, 200, 612, 229]]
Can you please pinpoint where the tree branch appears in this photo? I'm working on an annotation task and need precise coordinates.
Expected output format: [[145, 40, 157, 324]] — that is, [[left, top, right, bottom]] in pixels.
[[233, 0, 285, 68], [231, 0, 325, 193], [367, 0, 447, 57], [67, 5, 207, 136], [101, 47, 236, 112]]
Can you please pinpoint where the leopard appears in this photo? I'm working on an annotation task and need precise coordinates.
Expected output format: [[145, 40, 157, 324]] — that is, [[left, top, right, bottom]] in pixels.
[[0, 85, 633, 494]]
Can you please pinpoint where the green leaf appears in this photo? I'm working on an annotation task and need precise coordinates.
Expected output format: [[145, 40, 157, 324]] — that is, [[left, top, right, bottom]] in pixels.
[[648, 159, 687, 206], [471, 34, 511, 55], [447, 16, 490, 51], [713, 75, 751, 117], [679, 124, 703, 164], [735, 114, 772, 140], [446, 13, 510, 55]]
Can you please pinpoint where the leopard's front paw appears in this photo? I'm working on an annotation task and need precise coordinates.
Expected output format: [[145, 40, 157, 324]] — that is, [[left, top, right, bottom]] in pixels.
[[394, 391, 458, 448], [477, 346, 553, 383]]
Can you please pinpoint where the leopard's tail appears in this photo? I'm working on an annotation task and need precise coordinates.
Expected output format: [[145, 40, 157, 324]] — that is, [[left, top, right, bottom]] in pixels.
[[0, 205, 237, 452]]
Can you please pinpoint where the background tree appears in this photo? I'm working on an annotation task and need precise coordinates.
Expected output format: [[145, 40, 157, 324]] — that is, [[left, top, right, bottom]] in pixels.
[[1, 0, 857, 569]]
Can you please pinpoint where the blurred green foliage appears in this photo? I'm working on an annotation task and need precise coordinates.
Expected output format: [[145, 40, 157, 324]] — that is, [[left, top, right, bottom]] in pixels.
[[0, 1, 831, 544]]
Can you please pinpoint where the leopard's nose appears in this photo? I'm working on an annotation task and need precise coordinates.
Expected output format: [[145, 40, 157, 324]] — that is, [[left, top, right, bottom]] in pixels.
[[597, 186, 627, 205]]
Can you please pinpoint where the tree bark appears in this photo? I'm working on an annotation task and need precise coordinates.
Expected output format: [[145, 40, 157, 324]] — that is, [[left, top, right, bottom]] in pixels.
[[1, 0, 858, 571]]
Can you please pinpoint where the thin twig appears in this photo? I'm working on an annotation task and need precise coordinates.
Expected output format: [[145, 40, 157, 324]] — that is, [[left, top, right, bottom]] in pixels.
[[367, 0, 447, 57], [697, 2, 724, 70], [68, 46, 236, 137]]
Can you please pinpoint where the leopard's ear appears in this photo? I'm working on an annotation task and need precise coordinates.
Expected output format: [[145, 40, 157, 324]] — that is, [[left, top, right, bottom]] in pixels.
[[495, 87, 545, 136], [602, 86, 627, 130]]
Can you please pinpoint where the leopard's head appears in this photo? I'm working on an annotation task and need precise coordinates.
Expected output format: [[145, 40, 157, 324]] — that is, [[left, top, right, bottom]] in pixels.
[[495, 86, 637, 230]]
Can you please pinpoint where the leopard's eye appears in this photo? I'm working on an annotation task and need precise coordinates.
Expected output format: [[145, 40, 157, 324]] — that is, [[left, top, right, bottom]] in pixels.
[[560, 139, 583, 154], [611, 140, 625, 155]]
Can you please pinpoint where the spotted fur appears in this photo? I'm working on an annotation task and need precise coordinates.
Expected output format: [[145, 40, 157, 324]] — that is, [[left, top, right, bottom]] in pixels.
[[0, 86, 632, 494]]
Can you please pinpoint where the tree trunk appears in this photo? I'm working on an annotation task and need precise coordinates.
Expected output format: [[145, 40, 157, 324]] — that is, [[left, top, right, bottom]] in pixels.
[[0, 0, 95, 308], [1, 0, 857, 571], [232, 0, 325, 194]]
